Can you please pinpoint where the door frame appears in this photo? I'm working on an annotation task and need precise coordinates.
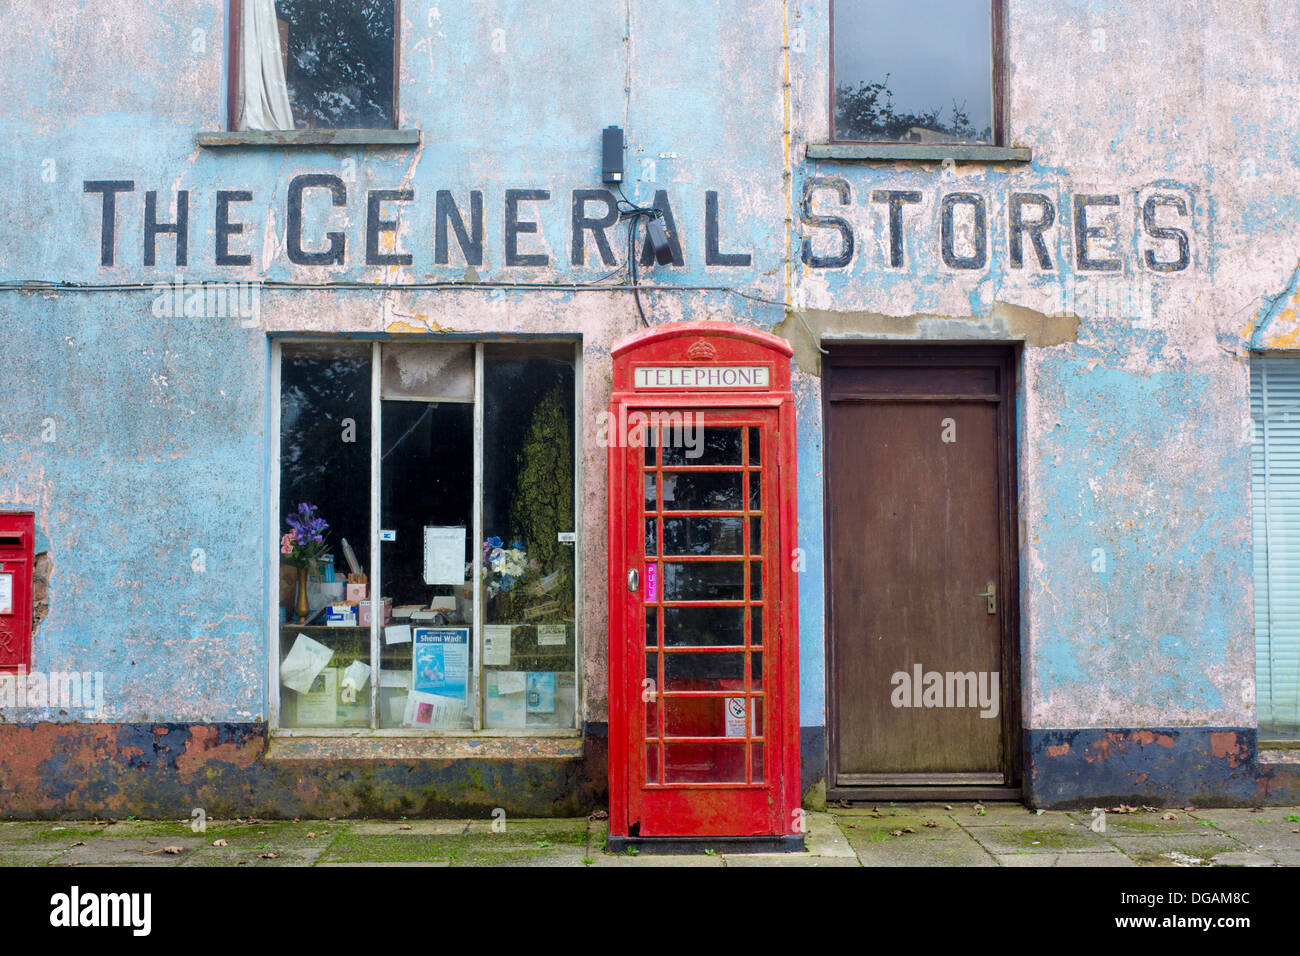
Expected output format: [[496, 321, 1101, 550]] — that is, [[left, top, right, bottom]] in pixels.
[[821, 344, 1023, 802]]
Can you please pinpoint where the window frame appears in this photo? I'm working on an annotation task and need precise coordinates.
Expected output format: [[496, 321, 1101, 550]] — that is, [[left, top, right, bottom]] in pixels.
[[827, 0, 1008, 148], [225, 0, 404, 135], [267, 336, 585, 738]]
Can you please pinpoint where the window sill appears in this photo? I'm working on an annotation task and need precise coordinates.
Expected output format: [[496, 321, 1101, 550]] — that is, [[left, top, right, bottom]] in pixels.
[[807, 142, 1031, 164], [265, 730, 583, 762], [197, 128, 422, 148]]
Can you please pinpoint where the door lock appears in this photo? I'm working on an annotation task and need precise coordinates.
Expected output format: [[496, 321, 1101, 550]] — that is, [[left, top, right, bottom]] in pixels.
[[627, 568, 639, 593], [975, 582, 996, 614]]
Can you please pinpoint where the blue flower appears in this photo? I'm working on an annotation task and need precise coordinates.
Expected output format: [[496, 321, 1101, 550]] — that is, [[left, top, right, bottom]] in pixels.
[[487, 536, 503, 549]]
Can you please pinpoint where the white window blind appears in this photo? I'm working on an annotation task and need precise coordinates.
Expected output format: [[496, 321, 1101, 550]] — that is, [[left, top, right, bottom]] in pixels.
[[1251, 355, 1300, 737]]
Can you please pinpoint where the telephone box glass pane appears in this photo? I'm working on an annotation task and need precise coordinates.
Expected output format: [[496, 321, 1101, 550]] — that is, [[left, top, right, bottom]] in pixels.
[[663, 427, 741, 466], [751, 652, 763, 689], [663, 517, 744, 555], [749, 517, 761, 554], [645, 518, 657, 555], [644, 473, 658, 511], [747, 425, 761, 465], [645, 606, 658, 648], [662, 473, 744, 511], [664, 606, 745, 647], [664, 742, 746, 783], [664, 652, 745, 690], [751, 743, 764, 782], [750, 606, 763, 647], [664, 561, 745, 601], [748, 472, 761, 511], [750, 560, 762, 600]]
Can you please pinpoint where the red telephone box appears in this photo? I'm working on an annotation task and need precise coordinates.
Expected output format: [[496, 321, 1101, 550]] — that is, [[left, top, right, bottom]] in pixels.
[[606, 322, 801, 850], [0, 513, 35, 674]]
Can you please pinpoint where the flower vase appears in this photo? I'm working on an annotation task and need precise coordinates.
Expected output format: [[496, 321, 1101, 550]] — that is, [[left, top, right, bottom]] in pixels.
[[295, 566, 309, 623]]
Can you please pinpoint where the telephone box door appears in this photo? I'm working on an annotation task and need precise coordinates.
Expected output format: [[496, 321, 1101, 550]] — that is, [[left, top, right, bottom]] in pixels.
[[621, 409, 788, 837]]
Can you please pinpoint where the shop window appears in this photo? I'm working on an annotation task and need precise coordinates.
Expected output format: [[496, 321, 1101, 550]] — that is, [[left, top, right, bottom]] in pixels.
[[831, 0, 1004, 145], [275, 340, 579, 734], [1250, 355, 1300, 739], [232, 0, 397, 132]]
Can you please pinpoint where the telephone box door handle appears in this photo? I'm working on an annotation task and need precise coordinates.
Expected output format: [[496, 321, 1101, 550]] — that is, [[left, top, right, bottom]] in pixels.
[[975, 582, 996, 614], [627, 569, 639, 593]]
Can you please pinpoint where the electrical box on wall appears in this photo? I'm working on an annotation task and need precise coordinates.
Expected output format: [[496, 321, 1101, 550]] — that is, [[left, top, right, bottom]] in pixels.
[[602, 125, 624, 184], [0, 513, 35, 673]]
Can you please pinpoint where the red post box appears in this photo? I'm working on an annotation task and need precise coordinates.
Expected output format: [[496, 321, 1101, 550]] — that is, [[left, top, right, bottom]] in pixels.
[[606, 322, 801, 850], [0, 513, 35, 674]]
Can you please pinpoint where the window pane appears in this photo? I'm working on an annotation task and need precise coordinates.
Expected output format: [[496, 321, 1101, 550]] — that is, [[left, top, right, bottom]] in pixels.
[[833, 0, 994, 144], [274, 0, 396, 130], [378, 400, 474, 729], [278, 343, 371, 729], [664, 561, 745, 601], [482, 344, 578, 729], [663, 516, 744, 555], [664, 606, 746, 647]]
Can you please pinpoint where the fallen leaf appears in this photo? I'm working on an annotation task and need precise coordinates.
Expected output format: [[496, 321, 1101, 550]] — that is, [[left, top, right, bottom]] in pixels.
[[944, 804, 954, 811], [259, 851, 279, 859], [1162, 812, 1177, 821], [141, 846, 185, 856], [902, 826, 916, 834], [306, 832, 317, 839], [847, 823, 857, 829], [588, 809, 609, 821], [399, 824, 413, 830], [890, 829, 903, 837], [212, 839, 229, 847], [922, 820, 938, 828], [71, 841, 86, 847]]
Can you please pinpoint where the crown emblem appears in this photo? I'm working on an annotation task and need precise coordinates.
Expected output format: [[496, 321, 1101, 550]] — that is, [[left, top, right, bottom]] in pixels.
[[687, 339, 718, 361]]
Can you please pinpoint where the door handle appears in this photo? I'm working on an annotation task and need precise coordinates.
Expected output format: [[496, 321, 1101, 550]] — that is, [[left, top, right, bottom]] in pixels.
[[627, 568, 639, 593], [975, 582, 996, 614]]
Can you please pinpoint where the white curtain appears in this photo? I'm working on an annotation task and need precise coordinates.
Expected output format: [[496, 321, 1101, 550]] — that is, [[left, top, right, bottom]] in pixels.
[[238, 0, 294, 131]]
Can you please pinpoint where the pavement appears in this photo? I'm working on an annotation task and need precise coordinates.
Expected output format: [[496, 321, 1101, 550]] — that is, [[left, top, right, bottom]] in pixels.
[[1, 803, 1298, 866]]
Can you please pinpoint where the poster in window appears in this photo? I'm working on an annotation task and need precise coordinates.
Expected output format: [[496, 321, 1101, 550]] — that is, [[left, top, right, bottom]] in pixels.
[[412, 627, 468, 702]]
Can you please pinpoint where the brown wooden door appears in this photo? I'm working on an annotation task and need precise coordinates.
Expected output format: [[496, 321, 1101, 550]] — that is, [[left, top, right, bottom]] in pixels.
[[824, 348, 1020, 796]]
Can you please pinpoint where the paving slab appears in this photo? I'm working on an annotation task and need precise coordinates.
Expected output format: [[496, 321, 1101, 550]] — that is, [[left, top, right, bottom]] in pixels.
[[944, 803, 1044, 827], [591, 851, 726, 867], [317, 833, 464, 865], [347, 821, 468, 836], [0, 822, 111, 849], [803, 811, 856, 857], [967, 820, 1111, 855], [1103, 832, 1247, 866], [723, 852, 859, 867], [1207, 851, 1276, 867], [0, 849, 67, 866], [56, 836, 204, 866], [462, 818, 590, 847], [846, 828, 996, 866], [1187, 808, 1299, 826], [181, 845, 325, 867], [1068, 810, 1207, 837]]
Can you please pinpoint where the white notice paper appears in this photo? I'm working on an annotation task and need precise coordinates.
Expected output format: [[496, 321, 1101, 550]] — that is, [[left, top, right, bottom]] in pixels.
[[424, 526, 467, 586], [342, 660, 372, 693], [384, 624, 413, 645], [280, 633, 334, 694], [483, 625, 512, 666], [496, 670, 527, 695], [0, 573, 11, 615], [537, 624, 566, 647]]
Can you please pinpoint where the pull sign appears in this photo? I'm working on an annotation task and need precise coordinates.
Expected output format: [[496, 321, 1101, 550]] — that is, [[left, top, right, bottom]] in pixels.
[[380, 530, 397, 542]]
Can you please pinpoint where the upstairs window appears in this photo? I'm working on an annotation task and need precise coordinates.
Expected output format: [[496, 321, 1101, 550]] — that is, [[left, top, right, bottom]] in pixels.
[[232, 0, 398, 132], [831, 0, 1004, 145]]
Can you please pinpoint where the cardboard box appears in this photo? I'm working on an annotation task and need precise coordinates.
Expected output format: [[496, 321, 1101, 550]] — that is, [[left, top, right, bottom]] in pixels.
[[325, 603, 358, 627], [345, 581, 368, 602], [358, 597, 393, 627]]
